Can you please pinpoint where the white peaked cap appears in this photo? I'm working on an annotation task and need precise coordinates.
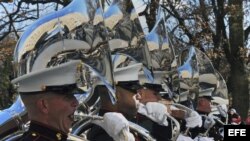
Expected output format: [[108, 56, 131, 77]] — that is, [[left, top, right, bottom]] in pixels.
[[177, 87, 215, 102], [114, 63, 143, 82], [178, 90, 189, 102], [12, 60, 82, 93], [199, 73, 217, 85], [198, 87, 215, 98], [212, 96, 229, 105]]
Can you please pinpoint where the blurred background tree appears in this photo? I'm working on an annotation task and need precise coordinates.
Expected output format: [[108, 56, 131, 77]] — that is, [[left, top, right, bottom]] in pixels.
[[0, 0, 250, 118], [0, 35, 15, 109], [0, 0, 68, 109], [159, 0, 250, 119]]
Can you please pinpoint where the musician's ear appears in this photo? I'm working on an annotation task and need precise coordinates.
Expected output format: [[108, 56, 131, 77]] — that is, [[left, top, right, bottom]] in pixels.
[[115, 86, 123, 100], [37, 98, 49, 114], [135, 91, 142, 100]]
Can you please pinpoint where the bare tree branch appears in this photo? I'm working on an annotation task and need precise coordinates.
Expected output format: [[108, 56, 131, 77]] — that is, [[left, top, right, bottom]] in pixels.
[[164, 0, 194, 44]]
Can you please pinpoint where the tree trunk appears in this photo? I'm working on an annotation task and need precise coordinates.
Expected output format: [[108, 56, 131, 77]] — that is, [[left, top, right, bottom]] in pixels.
[[228, 0, 249, 119]]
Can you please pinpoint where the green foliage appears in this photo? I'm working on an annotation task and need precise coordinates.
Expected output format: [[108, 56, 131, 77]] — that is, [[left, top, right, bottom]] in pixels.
[[0, 58, 15, 109], [0, 38, 16, 110]]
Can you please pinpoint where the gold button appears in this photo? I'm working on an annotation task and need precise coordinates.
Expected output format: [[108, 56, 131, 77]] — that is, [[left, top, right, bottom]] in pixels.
[[32, 133, 37, 136], [56, 133, 62, 140]]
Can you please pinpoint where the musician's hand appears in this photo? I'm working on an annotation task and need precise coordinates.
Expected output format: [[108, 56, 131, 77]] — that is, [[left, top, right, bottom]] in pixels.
[[171, 109, 186, 119], [185, 110, 202, 128], [92, 112, 135, 141], [176, 134, 194, 141], [137, 102, 169, 126], [217, 104, 227, 118], [204, 116, 216, 129]]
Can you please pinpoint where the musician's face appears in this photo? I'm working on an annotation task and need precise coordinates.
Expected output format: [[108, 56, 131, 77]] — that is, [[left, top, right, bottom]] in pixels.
[[46, 93, 79, 133], [197, 97, 211, 113], [135, 87, 161, 104], [116, 86, 138, 117]]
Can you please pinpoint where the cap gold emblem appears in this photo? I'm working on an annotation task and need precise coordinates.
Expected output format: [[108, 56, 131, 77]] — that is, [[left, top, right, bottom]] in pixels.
[[56, 133, 62, 140]]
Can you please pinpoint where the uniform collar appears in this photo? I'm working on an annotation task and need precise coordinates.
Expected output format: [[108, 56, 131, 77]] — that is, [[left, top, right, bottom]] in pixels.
[[29, 120, 68, 141]]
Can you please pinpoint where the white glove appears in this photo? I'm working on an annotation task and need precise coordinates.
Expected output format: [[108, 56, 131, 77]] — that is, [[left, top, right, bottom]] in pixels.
[[204, 116, 216, 129], [185, 111, 202, 128], [137, 102, 169, 126], [92, 112, 135, 141], [176, 134, 194, 141], [217, 104, 227, 118], [194, 136, 214, 141]]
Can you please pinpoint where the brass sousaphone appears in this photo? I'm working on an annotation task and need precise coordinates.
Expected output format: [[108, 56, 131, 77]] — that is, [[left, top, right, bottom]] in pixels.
[[1, 0, 115, 140]]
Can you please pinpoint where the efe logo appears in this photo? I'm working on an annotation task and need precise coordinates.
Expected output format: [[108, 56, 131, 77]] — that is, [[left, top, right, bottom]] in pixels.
[[228, 129, 246, 136], [224, 125, 250, 139]]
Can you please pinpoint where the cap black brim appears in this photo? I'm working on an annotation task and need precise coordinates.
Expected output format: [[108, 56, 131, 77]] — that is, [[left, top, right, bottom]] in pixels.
[[117, 81, 142, 93]]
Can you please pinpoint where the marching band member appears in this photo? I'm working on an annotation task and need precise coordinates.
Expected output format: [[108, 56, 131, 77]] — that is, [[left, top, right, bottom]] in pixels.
[[189, 88, 214, 138], [87, 63, 142, 141], [12, 61, 81, 141], [87, 84, 137, 141], [189, 88, 224, 141], [135, 83, 178, 141], [135, 86, 172, 141], [87, 63, 174, 141], [136, 70, 202, 141], [210, 97, 228, 124]]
